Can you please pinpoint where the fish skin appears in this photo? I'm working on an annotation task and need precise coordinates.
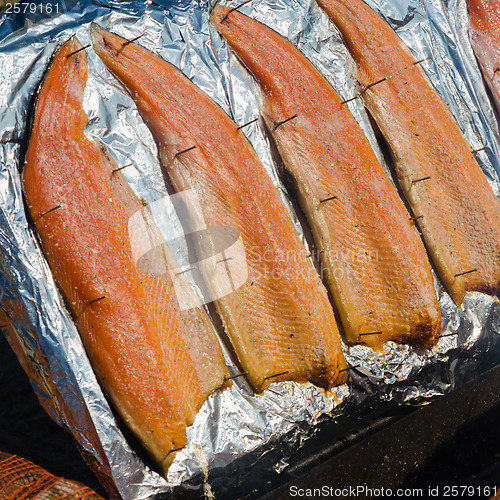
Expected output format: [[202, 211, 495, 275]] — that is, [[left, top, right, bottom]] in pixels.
[[316, 0, 500, 306], [468, 0, 500, 114], [91, 24, 347, 391], [212, 6, 441, 350], [22, 37, 230, 474]]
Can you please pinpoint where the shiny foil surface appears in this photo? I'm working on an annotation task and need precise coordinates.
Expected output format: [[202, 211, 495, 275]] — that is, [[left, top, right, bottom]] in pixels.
[[0, 0, 499, 498]]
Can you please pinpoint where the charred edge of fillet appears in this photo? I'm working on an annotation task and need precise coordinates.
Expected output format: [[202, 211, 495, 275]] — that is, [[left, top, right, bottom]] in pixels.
[[312, 363, 348, 387], [66, 44, 91, 58], [403, 322, 438, 351], [472, 280, 500, 301]]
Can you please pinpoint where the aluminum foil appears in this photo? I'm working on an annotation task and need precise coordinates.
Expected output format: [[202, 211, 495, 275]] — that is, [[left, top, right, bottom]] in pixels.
[[1, 0, 500, 498]]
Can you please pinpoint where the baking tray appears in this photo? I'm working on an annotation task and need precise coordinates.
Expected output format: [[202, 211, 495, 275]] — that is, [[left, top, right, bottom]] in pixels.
[[164, 343, 500, 499], [260, 361, 500, 500]]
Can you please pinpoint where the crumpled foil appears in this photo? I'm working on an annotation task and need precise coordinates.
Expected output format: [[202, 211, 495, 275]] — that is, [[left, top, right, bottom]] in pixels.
[[0, 0, 500, 498]]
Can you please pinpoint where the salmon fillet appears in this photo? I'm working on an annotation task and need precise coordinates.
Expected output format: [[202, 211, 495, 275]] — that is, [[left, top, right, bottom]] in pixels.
[[317, 0, 500, 305], [91, 25, 347, 391], [468, 0, 500, 114], [22, 37, 230, 474], [212, 6, 441, 350]]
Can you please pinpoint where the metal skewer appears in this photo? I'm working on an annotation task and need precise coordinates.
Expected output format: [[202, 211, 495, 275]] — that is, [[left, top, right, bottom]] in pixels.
[[471, 146, 489, 154], [363, 77, 389, 93], [274, 114, 298, 130], [120, 33, 146, 51], [340, 77, 389, 105], [412, 176, 431, 184], [66, 44, 91, 58], [409, 215, 424, 222], [438, 332, 459, 339], [112, 163, 133, 174], [168, 447, 184, 455], [217, 257, 233, 264], [224, 372, 247, 381], [39, 205, 62, 218], [340, 95, 360, 105], [175, 145, 197, 158], [412, 56, 433, 66], [88, 295, 107, 305], [175, 267, 196, 276], [236, 118, 259, 130], [221, 0, 254, 22], [306, 250, 324, 259], [454, 269, 477, 277], [263, 370, 289, 381], [319, 195, 337, 204], [339, 364, 359, 373]]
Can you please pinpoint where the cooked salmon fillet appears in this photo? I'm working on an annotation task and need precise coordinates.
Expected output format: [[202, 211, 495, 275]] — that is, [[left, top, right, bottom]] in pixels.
[[468, 0, 500, 114], [91, 24, 347, 391], [317, 0, 500, 305], [212, 6, 441, 350], [22, 37, 230, 474]]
